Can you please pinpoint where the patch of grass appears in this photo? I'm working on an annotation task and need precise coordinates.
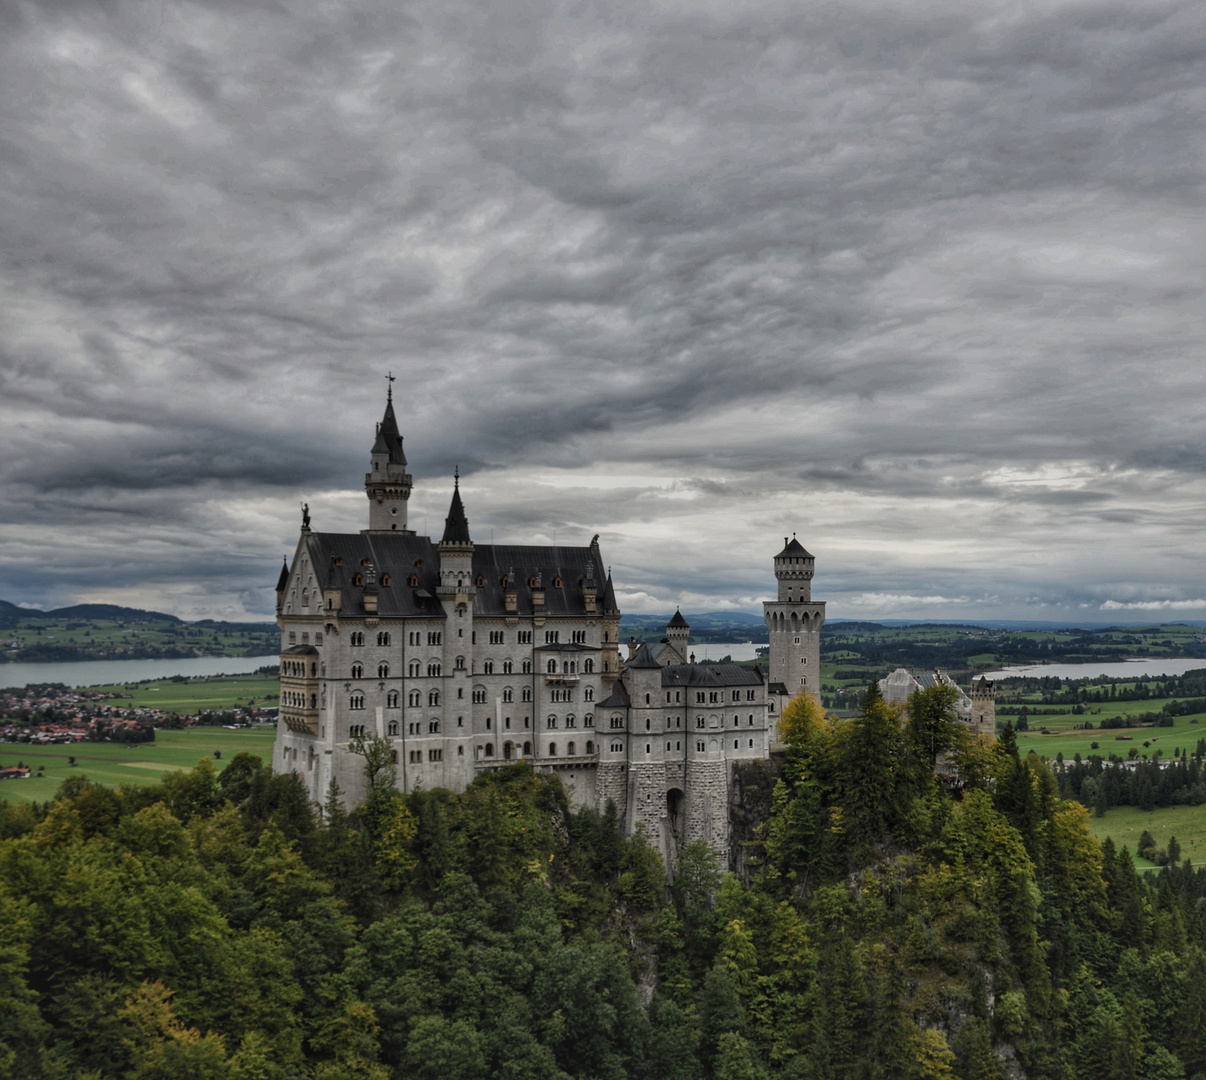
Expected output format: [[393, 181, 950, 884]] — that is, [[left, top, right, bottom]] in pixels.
[[0, 726, 276, 803], [1015, 708, 1206, 761], [1086, 803, 1206, 868], [90, 672, 280, 713]]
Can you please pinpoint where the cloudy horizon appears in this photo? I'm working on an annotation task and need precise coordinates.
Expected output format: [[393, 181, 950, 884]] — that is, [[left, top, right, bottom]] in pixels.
[[2, 0, 1204, 624]]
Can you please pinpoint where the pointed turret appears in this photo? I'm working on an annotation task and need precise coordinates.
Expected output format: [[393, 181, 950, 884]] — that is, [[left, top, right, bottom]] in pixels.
[[275, 557, 289, 614], [440, 470, 472, 545], [365, 382, 414, 533], [665, 608, 689, 664], [601, 571, 619, 613]]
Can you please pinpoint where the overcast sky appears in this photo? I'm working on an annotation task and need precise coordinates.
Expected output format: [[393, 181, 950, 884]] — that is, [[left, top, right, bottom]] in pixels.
[[1, 0, 1204, 625]]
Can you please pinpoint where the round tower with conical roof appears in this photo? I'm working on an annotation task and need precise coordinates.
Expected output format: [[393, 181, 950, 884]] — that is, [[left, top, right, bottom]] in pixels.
[[762, 534, 826, 697], [364, 383, 414, 533]]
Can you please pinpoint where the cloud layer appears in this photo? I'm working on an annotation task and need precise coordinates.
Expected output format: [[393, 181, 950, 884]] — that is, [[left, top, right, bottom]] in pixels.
[[1, 0, 1204, 621]]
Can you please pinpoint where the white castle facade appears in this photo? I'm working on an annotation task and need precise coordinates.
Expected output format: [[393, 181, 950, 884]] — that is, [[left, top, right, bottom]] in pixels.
[[272, 392, 822, 864]]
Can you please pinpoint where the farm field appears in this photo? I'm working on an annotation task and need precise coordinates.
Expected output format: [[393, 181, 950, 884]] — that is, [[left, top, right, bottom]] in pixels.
[[1087, 803, 1206, 869], [0, 725, 276, 803], [91, 672, 280, 713], [1013, 703, 1206, 761]]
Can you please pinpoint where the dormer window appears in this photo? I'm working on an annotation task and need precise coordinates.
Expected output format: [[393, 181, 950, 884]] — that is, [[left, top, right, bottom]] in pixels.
[[529, 577, 538, 588], [476, 575, 485, 587], [553, 576, 562, 589], [409, 574, 419, 587], [381, 574, 391, 587], [353, 574, 364, 587], [361, 558, 371, 567], [334, 557, 343, 566]]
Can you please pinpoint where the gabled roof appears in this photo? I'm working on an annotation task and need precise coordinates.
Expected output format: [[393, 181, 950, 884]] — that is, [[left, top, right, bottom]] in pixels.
[[626, 642, 662, 669], [660, 662, 763, 687], [441, 477, 472, 544], [667, 609, 689, 629], [298, 533, 608, 620], [776, 536, 812, 559]]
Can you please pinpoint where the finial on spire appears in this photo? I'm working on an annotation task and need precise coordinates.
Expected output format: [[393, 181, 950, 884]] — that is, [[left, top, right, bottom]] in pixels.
[[385, 371, 395, 401], [454, 464, 460, 486]]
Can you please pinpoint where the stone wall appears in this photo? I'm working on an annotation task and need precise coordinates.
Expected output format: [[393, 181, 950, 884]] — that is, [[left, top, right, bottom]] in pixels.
[[728, 756, 783, 879]]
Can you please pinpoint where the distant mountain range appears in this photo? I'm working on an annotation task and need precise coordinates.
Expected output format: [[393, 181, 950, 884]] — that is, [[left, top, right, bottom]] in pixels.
[[0, 600, 274, 633]]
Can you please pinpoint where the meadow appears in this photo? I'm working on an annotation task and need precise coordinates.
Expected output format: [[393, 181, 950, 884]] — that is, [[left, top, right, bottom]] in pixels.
[[0, 725, 277, 804], [91, 671, 279, 712], [1087, 803, 1206, 869]]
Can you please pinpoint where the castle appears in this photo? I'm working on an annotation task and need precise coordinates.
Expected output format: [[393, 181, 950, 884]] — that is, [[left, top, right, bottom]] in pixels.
[[272, 391, 823, 866]]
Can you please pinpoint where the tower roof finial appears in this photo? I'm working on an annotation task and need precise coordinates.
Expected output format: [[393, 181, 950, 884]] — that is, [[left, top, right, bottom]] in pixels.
[[385, 370, 395, 402]]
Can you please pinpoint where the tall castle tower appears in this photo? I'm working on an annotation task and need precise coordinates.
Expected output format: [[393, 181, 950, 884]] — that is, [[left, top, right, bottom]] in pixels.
[[969, 677, 997, 741], [763, 536, 825, 696], [364, 382, 414, 533]]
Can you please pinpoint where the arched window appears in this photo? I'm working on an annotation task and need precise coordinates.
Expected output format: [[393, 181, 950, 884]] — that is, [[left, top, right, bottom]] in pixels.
[[476, 574, 485, 587], [429, 720, 440, 733], [428, 690, 440, 706], [586, 740, 594, 754], [483, 659, 494, 674], [378, 662, 389, 678], [522, 687, 532, 702], [645, 693, 651, 705], [503, 659, 513, 674], [547, 715, 557, 729], [350, 693, 365, 710], [548, 742, 557, 756], [584, 714, 593, 727], [409, 574, 419, 587], [388, 721, 398, 736], [377, 631, 390, 646], [427, 661, 441, 677], [553, 577, 562, 588], [503, 687, 513, 703], [567, 741, 575, 755], [408, 689, 420, 707], [381, 574, 391, 587], [351, 663, 363, 679], [584, 659, 593, 674], [408, 660, 421, 677], [351, 632, 364, 647], [455, 655, 465, 670], [387, 691, 399, 708], [485, 743, 494, 758], [523, 741, 532, 755], [503, 742, 513, 760], [547, 659, 557, 674], [522, 660, 532, 674], [584, 687, 594, 702], [566, 714, 576, 728]]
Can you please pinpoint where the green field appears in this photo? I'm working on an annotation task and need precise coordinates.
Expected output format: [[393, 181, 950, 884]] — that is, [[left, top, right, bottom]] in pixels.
[[1087, 803, 1206, 869], [1014, 706, 1206, 761], [90, 672, 280, 712], [0, 726, 276, 804]]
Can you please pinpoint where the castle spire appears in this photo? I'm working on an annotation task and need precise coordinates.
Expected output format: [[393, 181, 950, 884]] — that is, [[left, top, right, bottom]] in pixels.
[[440, 470, 472, 545], [364, 387, 413, 532]]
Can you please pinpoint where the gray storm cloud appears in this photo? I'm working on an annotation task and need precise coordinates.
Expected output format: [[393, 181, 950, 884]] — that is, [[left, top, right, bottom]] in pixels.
[[0, 0, 1204, 621]]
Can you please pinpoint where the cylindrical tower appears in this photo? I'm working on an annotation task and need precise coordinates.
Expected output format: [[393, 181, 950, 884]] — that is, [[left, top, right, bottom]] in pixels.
[[762, 535, 825, 696]]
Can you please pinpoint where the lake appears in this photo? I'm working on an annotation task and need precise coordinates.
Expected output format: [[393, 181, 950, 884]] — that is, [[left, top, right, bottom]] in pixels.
[[0, 654, 280, 690], [984, 659, 1206, 682], [688, 642, 766, 662]]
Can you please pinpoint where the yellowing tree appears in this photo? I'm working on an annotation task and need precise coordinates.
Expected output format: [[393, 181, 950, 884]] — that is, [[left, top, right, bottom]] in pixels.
[[777, 691, 828, 747]]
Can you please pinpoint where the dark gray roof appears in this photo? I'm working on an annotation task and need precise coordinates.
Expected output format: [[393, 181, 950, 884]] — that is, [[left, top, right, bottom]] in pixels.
[[776, 537, 812, 559], [441, 480, 472, 544], [597, 681, 630, 709], [626, 642, 662, 669], [376, 396, 407, 465], [768, 681, 789, 695], [601, 572, 619, 613], [282, 644, 318, 656], [302, 532, 608, 620], [276, 558, 290, 591], [660, 662, 763, 688], [667, 609, 689, 629]]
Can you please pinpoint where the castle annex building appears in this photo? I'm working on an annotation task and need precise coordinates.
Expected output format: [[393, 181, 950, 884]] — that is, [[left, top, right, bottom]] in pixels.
[[273, 392, 821, 865]]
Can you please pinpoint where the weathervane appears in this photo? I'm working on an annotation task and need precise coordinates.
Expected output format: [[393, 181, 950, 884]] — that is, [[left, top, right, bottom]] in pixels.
[[385, 371, 395, 401]]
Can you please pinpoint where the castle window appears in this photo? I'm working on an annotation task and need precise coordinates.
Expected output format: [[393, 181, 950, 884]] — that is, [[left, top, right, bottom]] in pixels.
[[316, 633, 323, 644], [734, 715, 739, 726], [548, 743, 556, 756], [476, 575, 485, 587], [378, 631, 391, 646], [610, 716, 623, 729], [697, 740, 705, 752], [567, 741, 575, 755], [547, 715, 557, 729], [547, 659, 557, 674], [584, 686, 594, 702], [472, 688, 487, 704], [572, 630, 585, 643], [732, 690, 739, 702], [523, 660, 532, 674], [646, 743, 651, 755], [522, 687, 532, 702], [611, 742, 622, 752], [645, 718, 650, 731], [524, 741, 531, 755], [553, 577, 562, 589], [349, 696, 364, 713], [503, 687, 513, 703], [696, 692, 705, 703], [301, 631, 309, 643], [566, 715, 576, 728], [428, 748, 443, 761], [409, 575, 419, 587], [427, 662, 441, 677], [349, 723, 366, 737], [696, 716, 705, 728], [388, 721, 398, 736], [428, 690, 440, 706], [486, 717, 492, 730], [351, 663, 363, 679], [381, 574, 391, 587], [749, 739, 754, 748], [667, 742, 671, 751], [586, 741, 593, 754], [378, 663, 389, 678], [503, 660, 513, 674], [409, 750, 420, 763], [387, 691, 399, 708], [645, 693, 651, 705], [529, 577, 538, 588], [734, 740, 739, 749], [676, 691, 681, 703], [351, 632, 364, 647], [517, 630, 532, 644], [500, 575, 509, 587], [429, 720, 440, 733], [504, 716, 511, 729], [489, 630, 504, 645], [408, 690, 420, 706], [584, 659, 593, 674], [584, 714, 593, 727], [409, 660, 420, 677], [458, 745, 464, 755], [747, 690, 755, 701], [485, 743, 494, 757], [483, 660, 494, 674], [354, 574, 364, 587], [428, 632, 442, 645]]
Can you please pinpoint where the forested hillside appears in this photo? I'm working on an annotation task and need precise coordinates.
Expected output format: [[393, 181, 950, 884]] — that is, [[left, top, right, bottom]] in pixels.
[[2, 686, 1204, 1079]]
